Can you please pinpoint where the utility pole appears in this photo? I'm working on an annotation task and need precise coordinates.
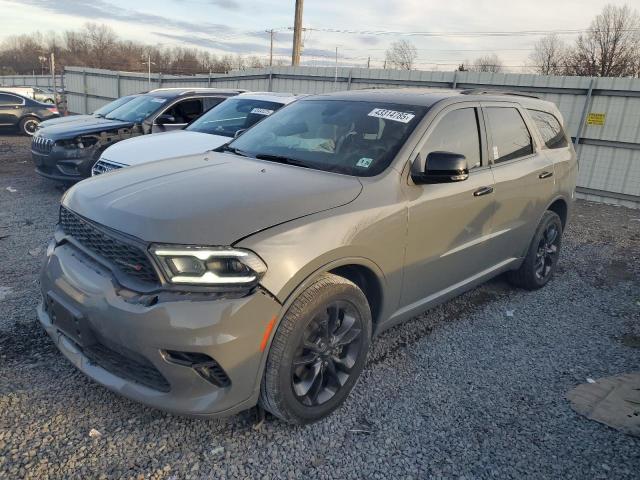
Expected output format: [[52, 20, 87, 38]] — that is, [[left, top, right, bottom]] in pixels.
[[50, 52, 56, 103], [291, 0, 304, 66], [147, 53, 151, 89], [367, 56, 370, 69], [334, 47, 338, 86], [266, 29, 275, 67]]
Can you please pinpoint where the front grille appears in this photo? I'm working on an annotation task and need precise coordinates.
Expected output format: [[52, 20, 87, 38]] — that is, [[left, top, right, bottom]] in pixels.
[[59, 207, 158, 284], [32, 135, 54, 154], [92, 159, 123, 176], [83, 342, 171, 392]]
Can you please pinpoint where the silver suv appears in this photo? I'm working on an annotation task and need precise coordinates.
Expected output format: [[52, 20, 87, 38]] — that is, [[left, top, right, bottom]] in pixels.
[[38, 89, 577, 424]]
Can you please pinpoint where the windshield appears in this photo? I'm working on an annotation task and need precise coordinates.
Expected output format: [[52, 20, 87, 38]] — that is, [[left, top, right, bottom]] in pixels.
[[187, 98, 284, 136], [229, 99, 427, 176], [105, 95, 167, 122], [93, 96, 136, 116]]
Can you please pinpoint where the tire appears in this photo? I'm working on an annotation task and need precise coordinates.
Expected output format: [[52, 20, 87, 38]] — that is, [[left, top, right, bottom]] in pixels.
[[508, 210, 563, 290], [260, 273, 372, 424], [19, 116, 40, 136]]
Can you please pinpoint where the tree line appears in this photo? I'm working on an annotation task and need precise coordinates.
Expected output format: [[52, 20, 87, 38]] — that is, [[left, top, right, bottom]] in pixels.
[[0, 23, 270, 76], [385, 4, 640, 77]]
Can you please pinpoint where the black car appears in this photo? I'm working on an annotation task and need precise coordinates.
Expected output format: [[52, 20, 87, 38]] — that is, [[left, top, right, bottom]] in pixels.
[[37, 94, 140, 130], [0, 91, 60, 135], [32, 88, 245, 182]]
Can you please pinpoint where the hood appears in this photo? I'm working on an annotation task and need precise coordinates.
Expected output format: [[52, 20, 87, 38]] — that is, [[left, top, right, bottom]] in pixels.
[[63, 152, 362, 245], [101, 130, 230, 166], [39, 115, 95, 129], [38, 118, 134, 141]]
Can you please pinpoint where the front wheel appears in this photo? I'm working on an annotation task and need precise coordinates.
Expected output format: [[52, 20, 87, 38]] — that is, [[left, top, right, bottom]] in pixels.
[[260, 273, 372, 424], [19, 116, 40, 136], [508, 210, 563, 290]]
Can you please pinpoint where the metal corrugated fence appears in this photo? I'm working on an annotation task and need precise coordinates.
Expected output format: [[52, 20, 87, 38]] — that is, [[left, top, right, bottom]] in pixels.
[[16, 66, 640, 206], [0, 74, 57, 88]]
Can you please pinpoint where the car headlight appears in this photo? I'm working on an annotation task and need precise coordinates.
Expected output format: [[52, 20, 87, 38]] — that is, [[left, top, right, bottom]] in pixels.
[[151, 245, 267, 287]]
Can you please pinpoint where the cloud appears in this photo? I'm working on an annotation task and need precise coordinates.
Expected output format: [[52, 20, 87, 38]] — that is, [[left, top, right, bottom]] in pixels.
[[15, 0, 232, 36], [208, 0, 241, 10], [153, 31, 335, 58]]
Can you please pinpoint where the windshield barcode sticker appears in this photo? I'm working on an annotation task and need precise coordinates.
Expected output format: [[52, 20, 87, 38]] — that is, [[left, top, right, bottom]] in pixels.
[[368, 108, 415, 123], [251, 108, 274, 116]]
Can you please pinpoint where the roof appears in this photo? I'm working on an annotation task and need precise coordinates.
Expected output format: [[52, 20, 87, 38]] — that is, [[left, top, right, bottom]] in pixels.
[[303, 87, 556, 110], [235, 91, 305, 105]]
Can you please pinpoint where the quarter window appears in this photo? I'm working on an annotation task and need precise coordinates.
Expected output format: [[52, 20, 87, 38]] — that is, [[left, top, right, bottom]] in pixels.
[[485, 107, 533, 163], [0, 93, 22, 106], [527, 109, 568, 149], [422, 108, 482, 169]]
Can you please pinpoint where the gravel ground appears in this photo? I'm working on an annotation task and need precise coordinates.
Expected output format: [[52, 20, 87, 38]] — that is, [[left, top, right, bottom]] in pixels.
[[0, 132, 639, 479]]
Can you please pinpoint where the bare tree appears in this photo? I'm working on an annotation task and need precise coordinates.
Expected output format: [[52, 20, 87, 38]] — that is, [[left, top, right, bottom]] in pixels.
[[529, 34, 568, 75], [385, 40, 418, 70], [566, 4, 640, 77], [472, 54, 503, 73]]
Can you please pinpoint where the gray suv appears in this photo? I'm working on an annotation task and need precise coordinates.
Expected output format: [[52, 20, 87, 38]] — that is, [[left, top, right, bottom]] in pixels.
[[38, 89, 577, 424]]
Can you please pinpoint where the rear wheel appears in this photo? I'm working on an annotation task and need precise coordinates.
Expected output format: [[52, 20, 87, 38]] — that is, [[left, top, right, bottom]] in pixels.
[[19, 116, 40, 136], [260, 273, 372, 424], [508, 210, 563, 290]]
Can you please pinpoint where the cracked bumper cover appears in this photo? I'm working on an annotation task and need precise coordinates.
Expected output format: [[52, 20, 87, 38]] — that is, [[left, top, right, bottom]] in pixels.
[[38, 242, 282, 416]]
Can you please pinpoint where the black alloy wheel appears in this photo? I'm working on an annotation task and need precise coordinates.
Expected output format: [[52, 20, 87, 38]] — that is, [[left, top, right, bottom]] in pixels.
[[291, 301, 364, 407]]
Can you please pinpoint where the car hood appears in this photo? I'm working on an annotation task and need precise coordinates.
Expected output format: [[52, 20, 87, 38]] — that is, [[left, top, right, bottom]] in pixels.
[[63, 152, 363, 245], [38, 118, 134, 141], [101, 130, 230, 166], [39, 115, 95, 129]]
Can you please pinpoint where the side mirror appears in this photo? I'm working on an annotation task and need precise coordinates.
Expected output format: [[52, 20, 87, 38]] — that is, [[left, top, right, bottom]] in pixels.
[[156, 114, 175, 125], [234, 128, 247, 138], [412, 151, 469, 184]]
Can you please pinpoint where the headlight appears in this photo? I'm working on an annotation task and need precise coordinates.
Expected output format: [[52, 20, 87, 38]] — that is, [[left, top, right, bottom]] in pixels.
[[151, 245, 267, 287]]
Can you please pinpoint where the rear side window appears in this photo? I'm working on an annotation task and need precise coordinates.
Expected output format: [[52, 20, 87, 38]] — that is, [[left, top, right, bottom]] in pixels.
[[0, 93, 22, 106], [527, 110, 568, 149], [422, 108, 482, 169], [485, 107, 533, 163]]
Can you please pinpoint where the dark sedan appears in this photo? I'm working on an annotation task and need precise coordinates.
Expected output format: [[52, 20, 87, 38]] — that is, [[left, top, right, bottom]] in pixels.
[[32, 88, 243, 182], [0, 91, 59, 135]]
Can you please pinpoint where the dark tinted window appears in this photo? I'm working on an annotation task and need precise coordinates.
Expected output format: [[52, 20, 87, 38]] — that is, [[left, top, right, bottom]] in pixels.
[[0, 93, 22, 106], [164, 98, 203, 124], [485, 107, 533, 163], [422, 108, 482, 169], [528, 109, 568, 149]]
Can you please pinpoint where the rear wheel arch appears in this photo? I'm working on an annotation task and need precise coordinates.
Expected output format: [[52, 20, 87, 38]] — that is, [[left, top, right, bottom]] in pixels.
[[546, 197, 568, 229]]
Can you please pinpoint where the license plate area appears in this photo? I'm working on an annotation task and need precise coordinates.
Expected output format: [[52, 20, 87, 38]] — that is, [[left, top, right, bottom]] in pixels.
[[45, 292, 96, 347]]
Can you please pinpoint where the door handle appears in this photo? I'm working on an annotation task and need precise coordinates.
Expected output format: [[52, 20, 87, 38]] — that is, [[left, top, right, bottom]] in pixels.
[[473, 186, 494, 197], [538, 171, 554, 179]]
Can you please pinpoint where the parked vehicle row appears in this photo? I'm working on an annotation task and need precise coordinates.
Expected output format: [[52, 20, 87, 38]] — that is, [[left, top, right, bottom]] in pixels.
[[31, 88, 244, 181], [35, 87, 578, 424]]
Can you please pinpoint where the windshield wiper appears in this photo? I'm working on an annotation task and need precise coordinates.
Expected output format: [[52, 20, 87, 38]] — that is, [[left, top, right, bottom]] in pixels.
[[254, 154, 311, 169], [214, 144, 250, 157]]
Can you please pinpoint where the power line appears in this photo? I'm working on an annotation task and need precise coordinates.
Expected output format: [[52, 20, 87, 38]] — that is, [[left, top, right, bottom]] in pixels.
[[302, 27, 640, 37]]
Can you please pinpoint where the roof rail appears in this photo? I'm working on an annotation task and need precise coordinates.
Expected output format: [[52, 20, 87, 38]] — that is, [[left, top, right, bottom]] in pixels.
[[460, 89, 540, 99]]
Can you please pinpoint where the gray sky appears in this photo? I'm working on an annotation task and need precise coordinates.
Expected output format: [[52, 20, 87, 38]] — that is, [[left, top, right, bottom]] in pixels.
[[0, 0, 634, 70]]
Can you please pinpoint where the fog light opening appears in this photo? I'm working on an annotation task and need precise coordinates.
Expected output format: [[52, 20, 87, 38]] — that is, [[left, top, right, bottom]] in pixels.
[[162, 350, 231, 387]]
